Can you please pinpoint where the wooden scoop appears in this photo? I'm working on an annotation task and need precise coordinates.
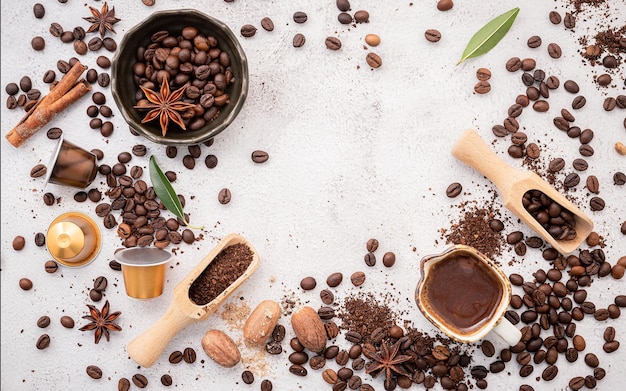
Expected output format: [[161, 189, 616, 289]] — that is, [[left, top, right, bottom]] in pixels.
[[126, 233, 260, 367], [451, 129, 593, 255]]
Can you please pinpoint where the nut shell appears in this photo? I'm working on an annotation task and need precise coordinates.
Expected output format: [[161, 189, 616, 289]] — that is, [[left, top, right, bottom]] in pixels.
[[243, 299, 281, 347], [291, 306, 326, 353], [201, 329, 241, 368]]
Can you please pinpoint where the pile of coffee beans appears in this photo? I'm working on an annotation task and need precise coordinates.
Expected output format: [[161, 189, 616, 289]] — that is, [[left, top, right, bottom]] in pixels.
[[522, 190, 577, 241], [132, 26, 236, 133]]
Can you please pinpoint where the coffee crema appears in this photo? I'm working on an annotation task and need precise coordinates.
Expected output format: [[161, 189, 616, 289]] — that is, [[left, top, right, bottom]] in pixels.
[[421, 254, 503, 334]]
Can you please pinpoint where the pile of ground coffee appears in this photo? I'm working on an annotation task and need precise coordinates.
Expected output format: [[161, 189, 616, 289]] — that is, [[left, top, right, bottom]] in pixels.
[[188, 243, 253, 305]]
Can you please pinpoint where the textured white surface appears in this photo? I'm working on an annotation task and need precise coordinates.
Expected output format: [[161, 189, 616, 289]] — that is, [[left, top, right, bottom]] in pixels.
[[1, 0, 625, 390]]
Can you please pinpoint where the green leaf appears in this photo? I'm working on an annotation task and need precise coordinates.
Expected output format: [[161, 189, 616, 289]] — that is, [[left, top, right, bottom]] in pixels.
[[149, 155, 204, 230], [457, 7, 520, 65]]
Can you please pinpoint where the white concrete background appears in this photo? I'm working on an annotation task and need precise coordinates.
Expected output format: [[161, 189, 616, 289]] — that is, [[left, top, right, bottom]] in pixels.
[[1, 0, 625, 390]]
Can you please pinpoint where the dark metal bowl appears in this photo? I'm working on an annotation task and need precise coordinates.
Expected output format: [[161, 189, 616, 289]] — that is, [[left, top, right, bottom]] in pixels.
[[111, 9, 248, 145]]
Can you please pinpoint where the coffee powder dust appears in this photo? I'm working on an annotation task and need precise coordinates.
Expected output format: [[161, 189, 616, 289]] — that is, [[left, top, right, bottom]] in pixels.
[[338, 292, 398, 340], [441, 200, 505, 262], [188, 243, 253, 305], [220, 301, 251, 331]]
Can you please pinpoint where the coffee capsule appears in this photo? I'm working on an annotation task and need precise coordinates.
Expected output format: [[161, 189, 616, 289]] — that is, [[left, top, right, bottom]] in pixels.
[[45, 136, 98, 188], [115, 248, 172, 299], [46, 212, 102, 267]]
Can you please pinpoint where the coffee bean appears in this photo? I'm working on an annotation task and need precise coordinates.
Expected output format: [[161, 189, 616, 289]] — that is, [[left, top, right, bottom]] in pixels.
[[481, 340, 495, 357], [541, 365, 558, 381], [603, 340, 620, 353], [573, 335, 586, 351], [548, 158, 565, 173], [547, 43, 562, 58], [44, 260, 58, 273], [365, 34, 381, 47], [30, 163, 47, 178], [169, 351, 183, 364], [350, 271, 366, 286], [366, 52, 382, 68], [527, 35, 542, 48], [548, 10, 562, 24], [218, 188, 231, 204], [603, 55, 618, 68], [132, 374, 148, 388], [34, 232, 46, 247], [506, 57, 522, 72], [300, 276, 316, 290], [336, 0, 351, 11], [293, 11, 308, 24], [572, 95, 586, 109], [362, 252, 376, 267], [89, 289, 102, 302], [474, 81, 491, 94], [521, 58, 536, 71], [572, 158, 588, 171], [109, 260, 122, 271], [86, 365, 102, 379], [37, 315, 51, 328], [424, 29, 441, 43], [327, 272, 343, 287], [251, 150, 269, 163], [325, 36, 342, 50], [563, 80, 579, 93], [60, 315, 74, 329], [260, 379, 273, 391], [19, 277, 33, 290], [182, 347, 196, 363], [532, 100, 549, 112], [564, 172, 580, 188], [589, 197, 605, 211], [508, 103, 523, 117], [445, 182, 462, 198], [241, 370, 254, 384], [353, 10, 369, 23], [260, 17, 274, 32], [382, 251, 396, 267], [476, 68, 492, 81], [293, 33, 306, 47], [526, 143, 540, 159]]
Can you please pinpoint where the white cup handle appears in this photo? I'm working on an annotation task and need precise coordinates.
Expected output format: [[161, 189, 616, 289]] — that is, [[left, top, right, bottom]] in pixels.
[[493, 318, 522, 346]]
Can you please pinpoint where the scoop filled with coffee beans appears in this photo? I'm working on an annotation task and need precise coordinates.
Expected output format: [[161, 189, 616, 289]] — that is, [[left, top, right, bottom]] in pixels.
[[126, 233, 259, 368], [452, 129, 593, 255]]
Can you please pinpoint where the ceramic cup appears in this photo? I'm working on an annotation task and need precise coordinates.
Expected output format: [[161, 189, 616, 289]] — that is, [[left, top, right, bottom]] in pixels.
[[46, 212, 102, 267], [45, 136, 98, 189], [415, 244, 521, 346], [115, 247, 172, 299]]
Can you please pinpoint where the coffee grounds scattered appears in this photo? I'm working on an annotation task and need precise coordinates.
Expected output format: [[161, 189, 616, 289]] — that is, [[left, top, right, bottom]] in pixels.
[[441, 200, 505, 262], [188, 243, 253, 305], [338, 292, 398, 340]]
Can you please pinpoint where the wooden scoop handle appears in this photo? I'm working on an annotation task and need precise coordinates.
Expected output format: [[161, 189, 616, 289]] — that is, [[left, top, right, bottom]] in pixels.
[[451, 129, 527, 199], [126, 301, 198, 368]]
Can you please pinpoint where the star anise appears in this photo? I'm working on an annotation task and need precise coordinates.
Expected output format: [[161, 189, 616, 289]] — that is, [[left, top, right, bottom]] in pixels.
[[365, 340, 412, 385], [83, 2, 121, 38], [79, 300, 122, 344], [134, 76, 196, 136]]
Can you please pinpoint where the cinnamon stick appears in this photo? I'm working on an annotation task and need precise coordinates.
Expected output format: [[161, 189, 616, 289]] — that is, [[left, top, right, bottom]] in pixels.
[[5, 61, 91, 147]]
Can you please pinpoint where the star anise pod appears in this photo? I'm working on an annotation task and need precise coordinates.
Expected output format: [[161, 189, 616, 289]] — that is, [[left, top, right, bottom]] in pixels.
[[365, 340, 412, 384], [83, 2, 121, 38], [134, 76, 196, 136], [79, 300, 122, 344]]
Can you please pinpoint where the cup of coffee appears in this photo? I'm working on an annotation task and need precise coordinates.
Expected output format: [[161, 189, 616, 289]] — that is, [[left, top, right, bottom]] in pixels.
[[115, 247, 172, 299], [45, 136, 98, 189], [46, 212, 102, 267], [415, 244, 521, 346]]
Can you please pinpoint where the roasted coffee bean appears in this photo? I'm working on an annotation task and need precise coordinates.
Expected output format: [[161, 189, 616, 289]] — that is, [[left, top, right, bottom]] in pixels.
[[44, 260, 58, 273], [318, 306, 335, 320], [474, 81, 491, 94], [325, 37, 342, 50], [547, 43, 562, 58], [293, 11, 308, 23], [549, 11, 562, 24], [481, 340, 495, 357], [511, 132, 527, 145], [565, 347, 578, 362], [603, 340, 620, 353], [527, 35, 542, 48], [521, 72, 535, 86], [132, 374, 148, 388], [563, 173, 580, 188], [19, 278, 33, 290], [218, 188, 231, 204], [446, 182, 462, 197], [265, 340, 282, 354], [506, 57, 522, 72], [272, 324, 286, 342], [109, 260, 122, 271], [615, 172, 626, 185], [183, 347, 196, 363], [34, 232, 46, 247], [160, 374, 172, 387], [382, 251, 395, 267], [293, 33, 306, 47], [533, 100, 549, 112], [586, 175, 599, 193], [300, 276, 316, 290], [36, 334, 50, 349], [492, 124, 508, 137], [584, 352, 599, 368], [589, 197, 605, 211], [30, 164, 47, 178], [366, 52, 382, 68], [521, 58, 536, 71], [364, 252, 376, 266], [241, 370, 254, 384], [424, 29, 442, 43], [541, 365, 558, 381], [260, 17, 274, 32], [366, 238, 379, 252], [260, 379, 273, 391], [169, 351, 183, 364], [470, 365, 488, 379], [37, 315, 51, 328], [572, 95, 586, 110], [603, 97, 617, 111], [350, 271, 366, 286], [526, 143, 540, 159], [251, 150, 269, 163], [327, 272, 343, 287], [508, 103, 523, 117], [86, 365, 102, 379], [60, 315, 74, 329]]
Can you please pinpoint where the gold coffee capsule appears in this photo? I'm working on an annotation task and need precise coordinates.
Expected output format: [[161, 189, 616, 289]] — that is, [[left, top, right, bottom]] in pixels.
[[46, 212, 102, 267], [115, 248, 172, 299]]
